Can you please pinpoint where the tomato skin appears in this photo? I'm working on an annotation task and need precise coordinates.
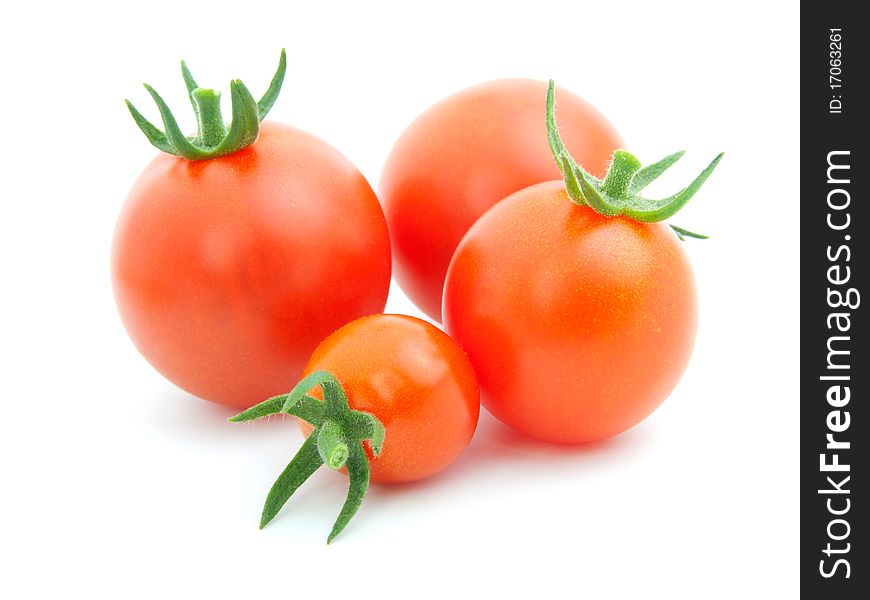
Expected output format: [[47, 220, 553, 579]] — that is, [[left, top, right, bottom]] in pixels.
[[298, 314, 480, 483], [112, 121, 391, 409], [379, 79, 623, 321], [443, 182, 697, 444]]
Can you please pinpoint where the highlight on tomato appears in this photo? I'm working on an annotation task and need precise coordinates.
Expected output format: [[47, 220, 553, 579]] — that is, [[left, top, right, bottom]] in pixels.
[[379, 78, 623, 321], [443, 81, 723, 444], [230, 314, 480, 542], [112, 51, 391, 408]]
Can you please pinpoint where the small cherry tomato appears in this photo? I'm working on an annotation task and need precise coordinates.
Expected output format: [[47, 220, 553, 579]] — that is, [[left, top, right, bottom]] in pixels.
[[231, 314, 480, 542], [299, 314, 480, 483]]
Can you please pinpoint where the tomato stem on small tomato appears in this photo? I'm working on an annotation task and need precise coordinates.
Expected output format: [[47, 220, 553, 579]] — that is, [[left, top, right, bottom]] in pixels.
[[229, 370, 385, 543], [546, 80, 723, 239], [317, 420, 350, 470], [125, 49, 287, 160]]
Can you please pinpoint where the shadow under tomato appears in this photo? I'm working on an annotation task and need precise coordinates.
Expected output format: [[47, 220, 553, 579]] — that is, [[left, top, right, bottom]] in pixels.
[[139, 387, 303, 451], [144, 388, 656, 535], [149, 387, 654, 479], [346, 409, 657, 543], [367, 408, 656, 500]]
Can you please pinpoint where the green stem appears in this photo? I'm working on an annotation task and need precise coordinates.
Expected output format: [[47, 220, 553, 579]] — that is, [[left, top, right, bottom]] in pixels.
[[229, 370, 385, 543], [546, 80, 723, 239], [601, 150, 642, 199], [317, 421, 350, 470], [190, 89, 227, 147], [125, 49, 287, 160]]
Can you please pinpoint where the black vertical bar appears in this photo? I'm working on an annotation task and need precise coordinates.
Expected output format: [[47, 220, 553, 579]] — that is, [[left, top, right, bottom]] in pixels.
[[801, 3, 867, 597]]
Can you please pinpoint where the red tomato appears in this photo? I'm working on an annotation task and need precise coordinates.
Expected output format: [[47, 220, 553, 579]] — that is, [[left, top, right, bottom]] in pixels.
[[298, 314, 480, 483], [379, 79, 623, 321], [443, 182, 697, 444], [112, 121, 391, 408]]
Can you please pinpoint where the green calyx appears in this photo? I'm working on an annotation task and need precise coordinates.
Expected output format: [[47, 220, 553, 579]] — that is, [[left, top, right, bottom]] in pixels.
[[229, 370, 385, 543], [546, 80, 723, 240], [125, 49, 287, 160]]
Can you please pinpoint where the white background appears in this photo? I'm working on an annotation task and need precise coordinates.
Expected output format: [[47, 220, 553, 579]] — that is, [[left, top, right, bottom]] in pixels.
[[1, 1, 799, 598]]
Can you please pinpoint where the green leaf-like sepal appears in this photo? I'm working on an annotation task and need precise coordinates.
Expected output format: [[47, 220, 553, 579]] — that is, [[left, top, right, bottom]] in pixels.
[[629, 151, 685, 194], [328, 445, 369, 544], [670, 224, 709, 241], [546, 80, 723, 238], [259, 434, 323, 530], [230, 370, 386, 543], [125, 49, 287, 160]]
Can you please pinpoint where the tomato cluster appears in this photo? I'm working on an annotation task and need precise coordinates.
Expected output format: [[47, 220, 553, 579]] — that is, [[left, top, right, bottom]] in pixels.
[[114, 52, 721, 541]]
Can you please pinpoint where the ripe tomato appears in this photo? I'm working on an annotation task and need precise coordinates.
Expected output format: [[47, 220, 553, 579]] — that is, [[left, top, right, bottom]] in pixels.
[[443, 182, 698, 444], [379, 78, 623, 321], [112, 121, 391, 408], [297, 314, 480, 483]]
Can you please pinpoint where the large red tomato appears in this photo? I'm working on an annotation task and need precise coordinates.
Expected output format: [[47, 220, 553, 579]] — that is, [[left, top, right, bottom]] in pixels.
[[443, 182, 697, 443], [113, 120, 391, 408], [379, 78, 623, 321], [443, 82, 722, 444]]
